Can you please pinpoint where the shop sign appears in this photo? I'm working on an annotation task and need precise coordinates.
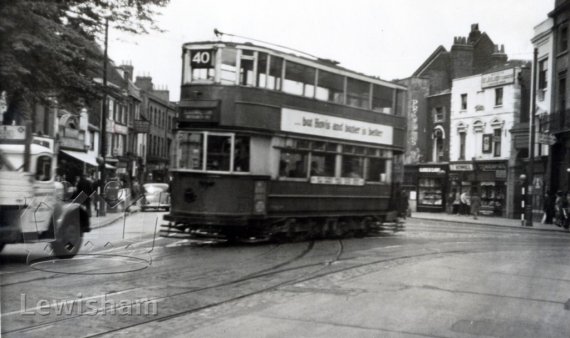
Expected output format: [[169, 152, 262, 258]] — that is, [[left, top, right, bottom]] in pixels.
[[0, 125, 25, 142], [419, 167, 445, 174], [479, 163, 506, 171], [114, 123, 128, 134], [281, 108, 393, 146], [134, 120, 151, 133], [450, 163, 473, 171], [537, 133, 556, 145], [481, 69, 515, 88], [496, 170, 507, 179]]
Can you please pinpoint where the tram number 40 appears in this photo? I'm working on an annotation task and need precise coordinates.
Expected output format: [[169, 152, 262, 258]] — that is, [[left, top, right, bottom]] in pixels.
[[191, 50, 212, 68]]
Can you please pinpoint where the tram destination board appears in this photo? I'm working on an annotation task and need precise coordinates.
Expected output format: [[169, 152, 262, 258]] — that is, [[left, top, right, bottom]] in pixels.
[[180, 108, 219, 123]]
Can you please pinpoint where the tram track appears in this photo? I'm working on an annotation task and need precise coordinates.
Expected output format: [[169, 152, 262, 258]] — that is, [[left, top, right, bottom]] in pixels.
[[3, 240, 473, 337]]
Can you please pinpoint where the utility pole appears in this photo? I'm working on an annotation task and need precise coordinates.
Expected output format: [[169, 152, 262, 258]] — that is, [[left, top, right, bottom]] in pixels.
[[526, 48, 538, 227], [98, 17, 109, 216]]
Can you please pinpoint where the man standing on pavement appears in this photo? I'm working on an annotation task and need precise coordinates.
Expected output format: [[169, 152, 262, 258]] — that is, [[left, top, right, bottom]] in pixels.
[[74, 174, 94, 217]]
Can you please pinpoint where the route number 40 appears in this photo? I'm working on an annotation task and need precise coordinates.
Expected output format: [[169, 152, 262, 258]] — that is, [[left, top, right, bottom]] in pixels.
[[192, 51, 211, 65]]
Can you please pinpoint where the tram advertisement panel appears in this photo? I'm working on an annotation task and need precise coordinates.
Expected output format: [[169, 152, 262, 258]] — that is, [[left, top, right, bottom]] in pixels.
[[281, 108, 393, 145]]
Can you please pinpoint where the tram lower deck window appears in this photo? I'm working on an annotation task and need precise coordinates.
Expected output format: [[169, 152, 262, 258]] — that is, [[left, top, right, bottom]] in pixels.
[[207, 135, 231, 171], [342, 155, 364, 178], [366, 158, 387, 182], [280, 151, 308, 178]]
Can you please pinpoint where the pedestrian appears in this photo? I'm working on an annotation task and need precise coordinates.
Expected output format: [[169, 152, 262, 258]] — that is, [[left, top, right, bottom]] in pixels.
[[74, 174, 93, 217], [452, 191, 461, 214], [555, 191, 566, 227], [460, 191, 470, 215], [470, 188, 481, 220], [447, 191, 455, 214], [401, 190, 410, 219], [542, 190, 553, 224]]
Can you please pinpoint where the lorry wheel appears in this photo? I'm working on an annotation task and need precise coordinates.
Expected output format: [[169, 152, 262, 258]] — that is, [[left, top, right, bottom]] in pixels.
[[51, 222, 82, 259]]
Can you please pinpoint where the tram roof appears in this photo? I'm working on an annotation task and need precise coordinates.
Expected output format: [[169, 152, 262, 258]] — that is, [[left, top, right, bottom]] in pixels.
[[182, 41, 407, 91]]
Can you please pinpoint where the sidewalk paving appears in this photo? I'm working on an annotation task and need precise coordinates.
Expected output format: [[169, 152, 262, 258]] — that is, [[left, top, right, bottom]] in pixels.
[[89, 206, 139, 230], [411, 211, 570, 233]]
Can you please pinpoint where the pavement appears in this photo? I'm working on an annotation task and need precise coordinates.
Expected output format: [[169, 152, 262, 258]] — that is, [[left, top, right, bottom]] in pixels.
[[411, 211, 569, 233], [89, 205, 140, 230]]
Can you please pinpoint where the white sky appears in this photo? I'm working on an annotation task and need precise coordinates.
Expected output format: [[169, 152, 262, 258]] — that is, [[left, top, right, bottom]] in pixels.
[[107, 0, 555, 101]]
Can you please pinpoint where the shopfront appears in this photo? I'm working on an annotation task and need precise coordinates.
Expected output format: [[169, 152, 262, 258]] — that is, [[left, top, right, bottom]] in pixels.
[[417, 164, 447, 212], [449, 161, 507, 217]]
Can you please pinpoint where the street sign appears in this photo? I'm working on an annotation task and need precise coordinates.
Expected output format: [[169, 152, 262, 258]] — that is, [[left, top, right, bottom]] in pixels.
[[537, 133, 556, 145]]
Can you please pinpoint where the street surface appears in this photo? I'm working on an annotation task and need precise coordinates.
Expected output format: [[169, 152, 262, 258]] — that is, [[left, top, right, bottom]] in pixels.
[[1, 213, 570, 337]]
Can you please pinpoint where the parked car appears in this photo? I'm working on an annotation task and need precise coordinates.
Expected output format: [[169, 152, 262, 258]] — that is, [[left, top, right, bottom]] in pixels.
[[141, 183, 170, 211]]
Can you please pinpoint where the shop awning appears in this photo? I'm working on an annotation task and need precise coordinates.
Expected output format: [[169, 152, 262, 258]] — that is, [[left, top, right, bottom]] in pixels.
[[61, 150, 115, 169]]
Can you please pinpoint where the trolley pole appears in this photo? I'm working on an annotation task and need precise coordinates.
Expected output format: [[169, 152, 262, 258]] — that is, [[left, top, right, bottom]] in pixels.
[[526, 48, 538, 227]]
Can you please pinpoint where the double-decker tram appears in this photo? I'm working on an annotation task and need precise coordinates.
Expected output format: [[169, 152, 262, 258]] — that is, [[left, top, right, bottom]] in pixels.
[[165, 40, 407, 241]]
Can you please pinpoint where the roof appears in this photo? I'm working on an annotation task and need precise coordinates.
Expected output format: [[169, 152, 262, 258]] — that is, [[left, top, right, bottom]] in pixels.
[[412, 45, 448, 77]]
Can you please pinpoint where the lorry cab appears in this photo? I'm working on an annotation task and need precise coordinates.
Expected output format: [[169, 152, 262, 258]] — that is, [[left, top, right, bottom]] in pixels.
[[0, 126, 88, 257]]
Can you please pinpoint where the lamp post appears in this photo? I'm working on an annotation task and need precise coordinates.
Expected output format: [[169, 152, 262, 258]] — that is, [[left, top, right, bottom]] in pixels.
[[526, 48, 538, 227], [97, 17, 109, 217], [520, 174, 527, 227]]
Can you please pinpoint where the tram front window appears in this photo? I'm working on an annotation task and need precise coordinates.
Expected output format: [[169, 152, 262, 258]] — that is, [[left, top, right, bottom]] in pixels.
[[179, 133, 204, 170], [207, 135, 231, 171], [233, 136, 250, 172]]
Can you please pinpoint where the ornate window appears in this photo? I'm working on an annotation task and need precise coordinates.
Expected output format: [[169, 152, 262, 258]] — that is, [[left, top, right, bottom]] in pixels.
[[472, 120, 484, 133]]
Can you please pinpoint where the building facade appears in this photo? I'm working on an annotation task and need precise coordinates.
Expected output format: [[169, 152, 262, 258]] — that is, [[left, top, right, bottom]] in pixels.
[[135, 76, 177, 183], [449, 64, 530, 218], [399, 23, 512, 213]]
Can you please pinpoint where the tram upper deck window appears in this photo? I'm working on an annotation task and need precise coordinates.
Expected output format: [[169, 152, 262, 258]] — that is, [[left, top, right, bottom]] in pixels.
[[372, 85, 393, 114], [239, 50, 255, 86], [179, 133, 204, 170], [207, 135, 231, 171], [268, 56, 283, 90], [190, 50, 215, 82], [257, 53, 269, 88], [315, 70, 344, 104], [221, 48, 238, 85], [283, 61, 315, 98], [347, 78, 370, 109]]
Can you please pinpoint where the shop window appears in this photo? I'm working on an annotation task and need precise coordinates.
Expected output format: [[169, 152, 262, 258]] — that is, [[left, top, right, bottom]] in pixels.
[[366, 158, 386, 182], [239, 50, 255, 86], [280, 150, 308, 178], [346, 78, 370, 109], [460, 94, 468, 110], [178, 133, 203, 170], [233, 136, 250, 172], [493, 129, 502, 157], [495, 87, 503, 106], [372, 85, 393, 114], [220, 48, 238, 85], [283, 61, 316, 97], [35, 156, 52, 181], [482, 134, 492, 153], [341, 155, 364, 178], [206, 135, 231, 171], [538, 59, 548, 93], [315, 70, 344, 104]]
